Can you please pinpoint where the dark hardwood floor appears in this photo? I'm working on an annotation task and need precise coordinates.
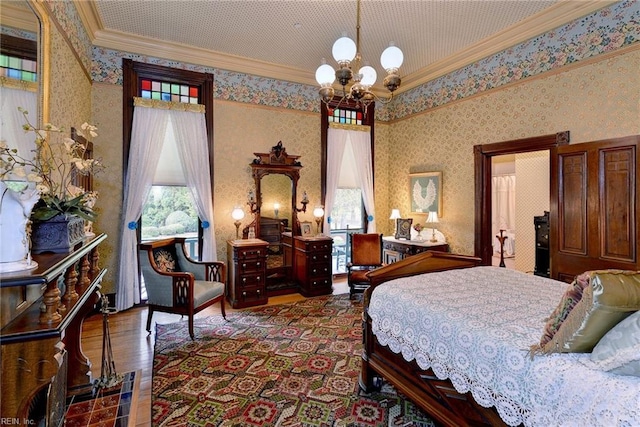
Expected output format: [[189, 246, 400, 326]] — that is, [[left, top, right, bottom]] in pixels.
[[80, 279, 348, 426]]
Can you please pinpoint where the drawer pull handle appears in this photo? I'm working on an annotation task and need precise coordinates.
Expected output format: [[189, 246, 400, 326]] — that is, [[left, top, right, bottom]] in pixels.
[[242, 278, 246, 283], [242, 263, 246, 268]]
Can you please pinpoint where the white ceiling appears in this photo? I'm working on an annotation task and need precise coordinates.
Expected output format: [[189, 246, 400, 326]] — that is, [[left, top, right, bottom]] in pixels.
[[76, 1, 614, 93]]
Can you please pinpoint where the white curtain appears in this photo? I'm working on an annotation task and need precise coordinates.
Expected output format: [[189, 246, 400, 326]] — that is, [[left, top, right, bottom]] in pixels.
[[324, 126, 347, 233], [492, 175, 516, 254], [171, 109, 217, 260], [0, 86, 38, 159], [349, 130, 376, 232], [325, 125, 376, 233], [116, 101, 216, 311], [117, 106, 168, 311]]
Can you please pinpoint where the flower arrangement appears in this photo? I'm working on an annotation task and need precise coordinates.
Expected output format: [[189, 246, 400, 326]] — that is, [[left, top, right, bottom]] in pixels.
[[0, 108, 103, 222], [413, 223, 424, 233]]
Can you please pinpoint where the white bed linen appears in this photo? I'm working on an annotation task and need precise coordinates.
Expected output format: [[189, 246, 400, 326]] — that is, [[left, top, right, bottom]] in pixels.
[[368, 266, 640, 426]]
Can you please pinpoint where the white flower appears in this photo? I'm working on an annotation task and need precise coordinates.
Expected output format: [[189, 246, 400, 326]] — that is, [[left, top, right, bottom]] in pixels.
[[26, 173, 42, 183]]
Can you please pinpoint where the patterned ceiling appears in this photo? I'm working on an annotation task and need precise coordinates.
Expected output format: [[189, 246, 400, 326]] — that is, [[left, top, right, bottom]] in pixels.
[[78, 1, 615, 92]]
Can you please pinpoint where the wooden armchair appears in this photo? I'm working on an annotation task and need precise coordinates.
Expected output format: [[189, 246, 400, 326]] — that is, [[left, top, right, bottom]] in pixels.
[[139, 237, 226, 339], [347, 233, 384, 299]]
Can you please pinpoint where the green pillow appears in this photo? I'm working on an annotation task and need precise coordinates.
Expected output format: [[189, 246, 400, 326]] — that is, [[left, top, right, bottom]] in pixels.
[[590, 310, 640, 376], [532, 270, 640, 354]]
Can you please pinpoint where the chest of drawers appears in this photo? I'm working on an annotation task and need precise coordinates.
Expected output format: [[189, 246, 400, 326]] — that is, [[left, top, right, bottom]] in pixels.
[[294, 236, 333, 297], [382, 236, 449, 264], [227, 239, 269, 308]]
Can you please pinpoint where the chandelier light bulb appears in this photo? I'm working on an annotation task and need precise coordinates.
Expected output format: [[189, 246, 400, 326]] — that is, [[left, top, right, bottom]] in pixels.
[[380, 43, 404, 72], [358, 65, 377, 87], [315, 61, 336, 86], [332, 36, 357, 64]]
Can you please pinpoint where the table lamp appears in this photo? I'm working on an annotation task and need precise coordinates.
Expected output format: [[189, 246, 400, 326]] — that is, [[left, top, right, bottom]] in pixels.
[[313, 206, 325, 235], [389, 209, 401, 235], [426, 211, 439, 242], [231, 206, 245, 239]]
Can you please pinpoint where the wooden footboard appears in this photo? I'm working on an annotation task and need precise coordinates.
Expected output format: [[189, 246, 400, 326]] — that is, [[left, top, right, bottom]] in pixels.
[[360, 252, 508, 427]]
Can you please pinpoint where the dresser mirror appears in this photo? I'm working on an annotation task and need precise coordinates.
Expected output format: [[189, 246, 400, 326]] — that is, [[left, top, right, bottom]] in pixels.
[[246, 142, 302, 295], [1, 0, 47, 127]]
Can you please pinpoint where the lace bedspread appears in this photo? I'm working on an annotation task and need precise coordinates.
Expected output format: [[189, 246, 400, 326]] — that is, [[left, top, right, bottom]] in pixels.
[[369, 266, 640, 426]]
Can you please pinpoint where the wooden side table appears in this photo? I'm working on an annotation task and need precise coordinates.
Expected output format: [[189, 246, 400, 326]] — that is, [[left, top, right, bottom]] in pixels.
[[293, 235, 333, 297], [382, 236, 449, 264], [227, 239, 269, 308]]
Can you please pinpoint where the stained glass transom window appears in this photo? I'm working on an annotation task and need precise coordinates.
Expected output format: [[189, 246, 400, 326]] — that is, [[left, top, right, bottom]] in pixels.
[[327, 108, 362, 125], [140, 79, 199, 103], [0, 54, 37, 82]]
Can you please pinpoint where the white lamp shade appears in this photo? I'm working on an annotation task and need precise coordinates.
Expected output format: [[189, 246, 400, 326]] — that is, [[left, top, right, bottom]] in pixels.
[[389, 209, 401, 220], [358, 65, 377, 87], [427, 211, 439, 224], [380, 44, 403, 71], [313, 206, 325, 218], [315, 63, 336, 85], [274, 203, 280, 210], [332, 36, 357, 63], [231, 206, 245, 221]]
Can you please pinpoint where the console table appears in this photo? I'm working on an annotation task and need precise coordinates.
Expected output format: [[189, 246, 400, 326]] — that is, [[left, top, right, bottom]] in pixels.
[[1, 233, 107, 426], [382, 236, 449, 264]]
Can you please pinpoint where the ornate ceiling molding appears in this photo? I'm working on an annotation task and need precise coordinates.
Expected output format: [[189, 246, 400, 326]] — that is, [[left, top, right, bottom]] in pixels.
[[75, 1, 617, 95]]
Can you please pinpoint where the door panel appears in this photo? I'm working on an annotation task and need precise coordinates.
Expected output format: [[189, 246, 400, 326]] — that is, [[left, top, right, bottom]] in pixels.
[[551, 136, 639, 282]]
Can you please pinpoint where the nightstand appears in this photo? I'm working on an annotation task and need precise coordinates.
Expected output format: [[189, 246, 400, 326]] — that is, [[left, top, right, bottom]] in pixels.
[[293, 235, 333, 297], [227, 239, 269, 308]]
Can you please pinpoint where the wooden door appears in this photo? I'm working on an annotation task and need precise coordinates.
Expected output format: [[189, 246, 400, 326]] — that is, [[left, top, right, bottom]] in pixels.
[[550, 135, 639, 282]]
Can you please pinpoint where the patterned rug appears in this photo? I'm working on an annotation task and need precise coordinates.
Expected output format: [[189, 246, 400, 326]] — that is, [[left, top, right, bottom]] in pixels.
[[152, 294, 436, 426]]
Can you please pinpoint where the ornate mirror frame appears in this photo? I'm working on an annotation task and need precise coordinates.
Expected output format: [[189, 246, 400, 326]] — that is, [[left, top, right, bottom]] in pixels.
[[246, 141, 303, 238]]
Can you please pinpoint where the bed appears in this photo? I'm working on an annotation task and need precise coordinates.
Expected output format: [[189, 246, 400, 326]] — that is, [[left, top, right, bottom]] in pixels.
[[359, 251, 640, 427]]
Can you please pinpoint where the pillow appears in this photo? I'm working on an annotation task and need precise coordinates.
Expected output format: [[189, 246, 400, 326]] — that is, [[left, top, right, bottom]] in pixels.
[[590, 310, 640, 376], [531, 269, 640, 355], [153, 248, 180, 273]]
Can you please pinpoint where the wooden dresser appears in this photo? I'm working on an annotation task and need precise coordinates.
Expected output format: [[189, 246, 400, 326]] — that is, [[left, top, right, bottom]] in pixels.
[[293, 236, 333, 297], [0, 233, 107, 426], [382, 236, 449, 264], [226, 239, 269, 308]]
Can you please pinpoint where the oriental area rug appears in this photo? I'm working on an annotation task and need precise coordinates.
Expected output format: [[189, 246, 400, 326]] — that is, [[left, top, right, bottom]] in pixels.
[[152, 294, 436, 426]]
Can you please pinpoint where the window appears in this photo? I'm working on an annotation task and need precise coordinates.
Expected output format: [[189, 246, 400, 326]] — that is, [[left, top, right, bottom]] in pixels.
[[122, 59, 213, 302], [321, 100, 375, 275], [0, 35, 37, 83]]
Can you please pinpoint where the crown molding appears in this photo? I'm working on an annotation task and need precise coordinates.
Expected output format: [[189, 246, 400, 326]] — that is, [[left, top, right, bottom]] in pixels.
[[92, 28, 315, 86], [73, 0, 103, 43], [399, 0, 618, 93], [77, 0, 617, 94], [1, 2, 39, 32]]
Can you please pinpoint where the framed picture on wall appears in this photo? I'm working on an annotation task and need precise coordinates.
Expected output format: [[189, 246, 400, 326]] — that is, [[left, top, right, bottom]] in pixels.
[[300, 221, 313, 237], [410, 172, 443, 217]]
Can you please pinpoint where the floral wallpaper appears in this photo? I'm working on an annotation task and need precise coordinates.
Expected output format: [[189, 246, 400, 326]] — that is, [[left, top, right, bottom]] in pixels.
[[87, 1, 639, 122], [386, 48, 640, 256], [34, 0, 640, 294], [42, 0, 93, 73], [391, 0, 640, 121]]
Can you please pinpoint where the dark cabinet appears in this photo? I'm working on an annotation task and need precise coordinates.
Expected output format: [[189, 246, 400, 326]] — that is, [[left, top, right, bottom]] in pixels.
[[534, 211, 550, 278], [294, 236, 333, 297], [227, 239, 269, 308], [382, 237, 449, 264]]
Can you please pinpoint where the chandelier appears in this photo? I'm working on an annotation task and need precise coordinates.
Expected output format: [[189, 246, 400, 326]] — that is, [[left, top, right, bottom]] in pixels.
[[315, 0, 403, 107]]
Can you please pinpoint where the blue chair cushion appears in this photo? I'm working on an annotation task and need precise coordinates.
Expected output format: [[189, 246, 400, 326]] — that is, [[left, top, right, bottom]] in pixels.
[[193, 280, 225, 307]]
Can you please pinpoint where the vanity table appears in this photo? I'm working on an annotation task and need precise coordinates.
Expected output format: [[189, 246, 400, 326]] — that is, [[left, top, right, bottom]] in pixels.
[[382, 236, 449, 264]]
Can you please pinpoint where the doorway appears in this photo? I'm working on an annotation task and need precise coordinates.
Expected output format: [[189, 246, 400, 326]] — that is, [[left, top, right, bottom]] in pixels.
[[474, 131, 570, 266]]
